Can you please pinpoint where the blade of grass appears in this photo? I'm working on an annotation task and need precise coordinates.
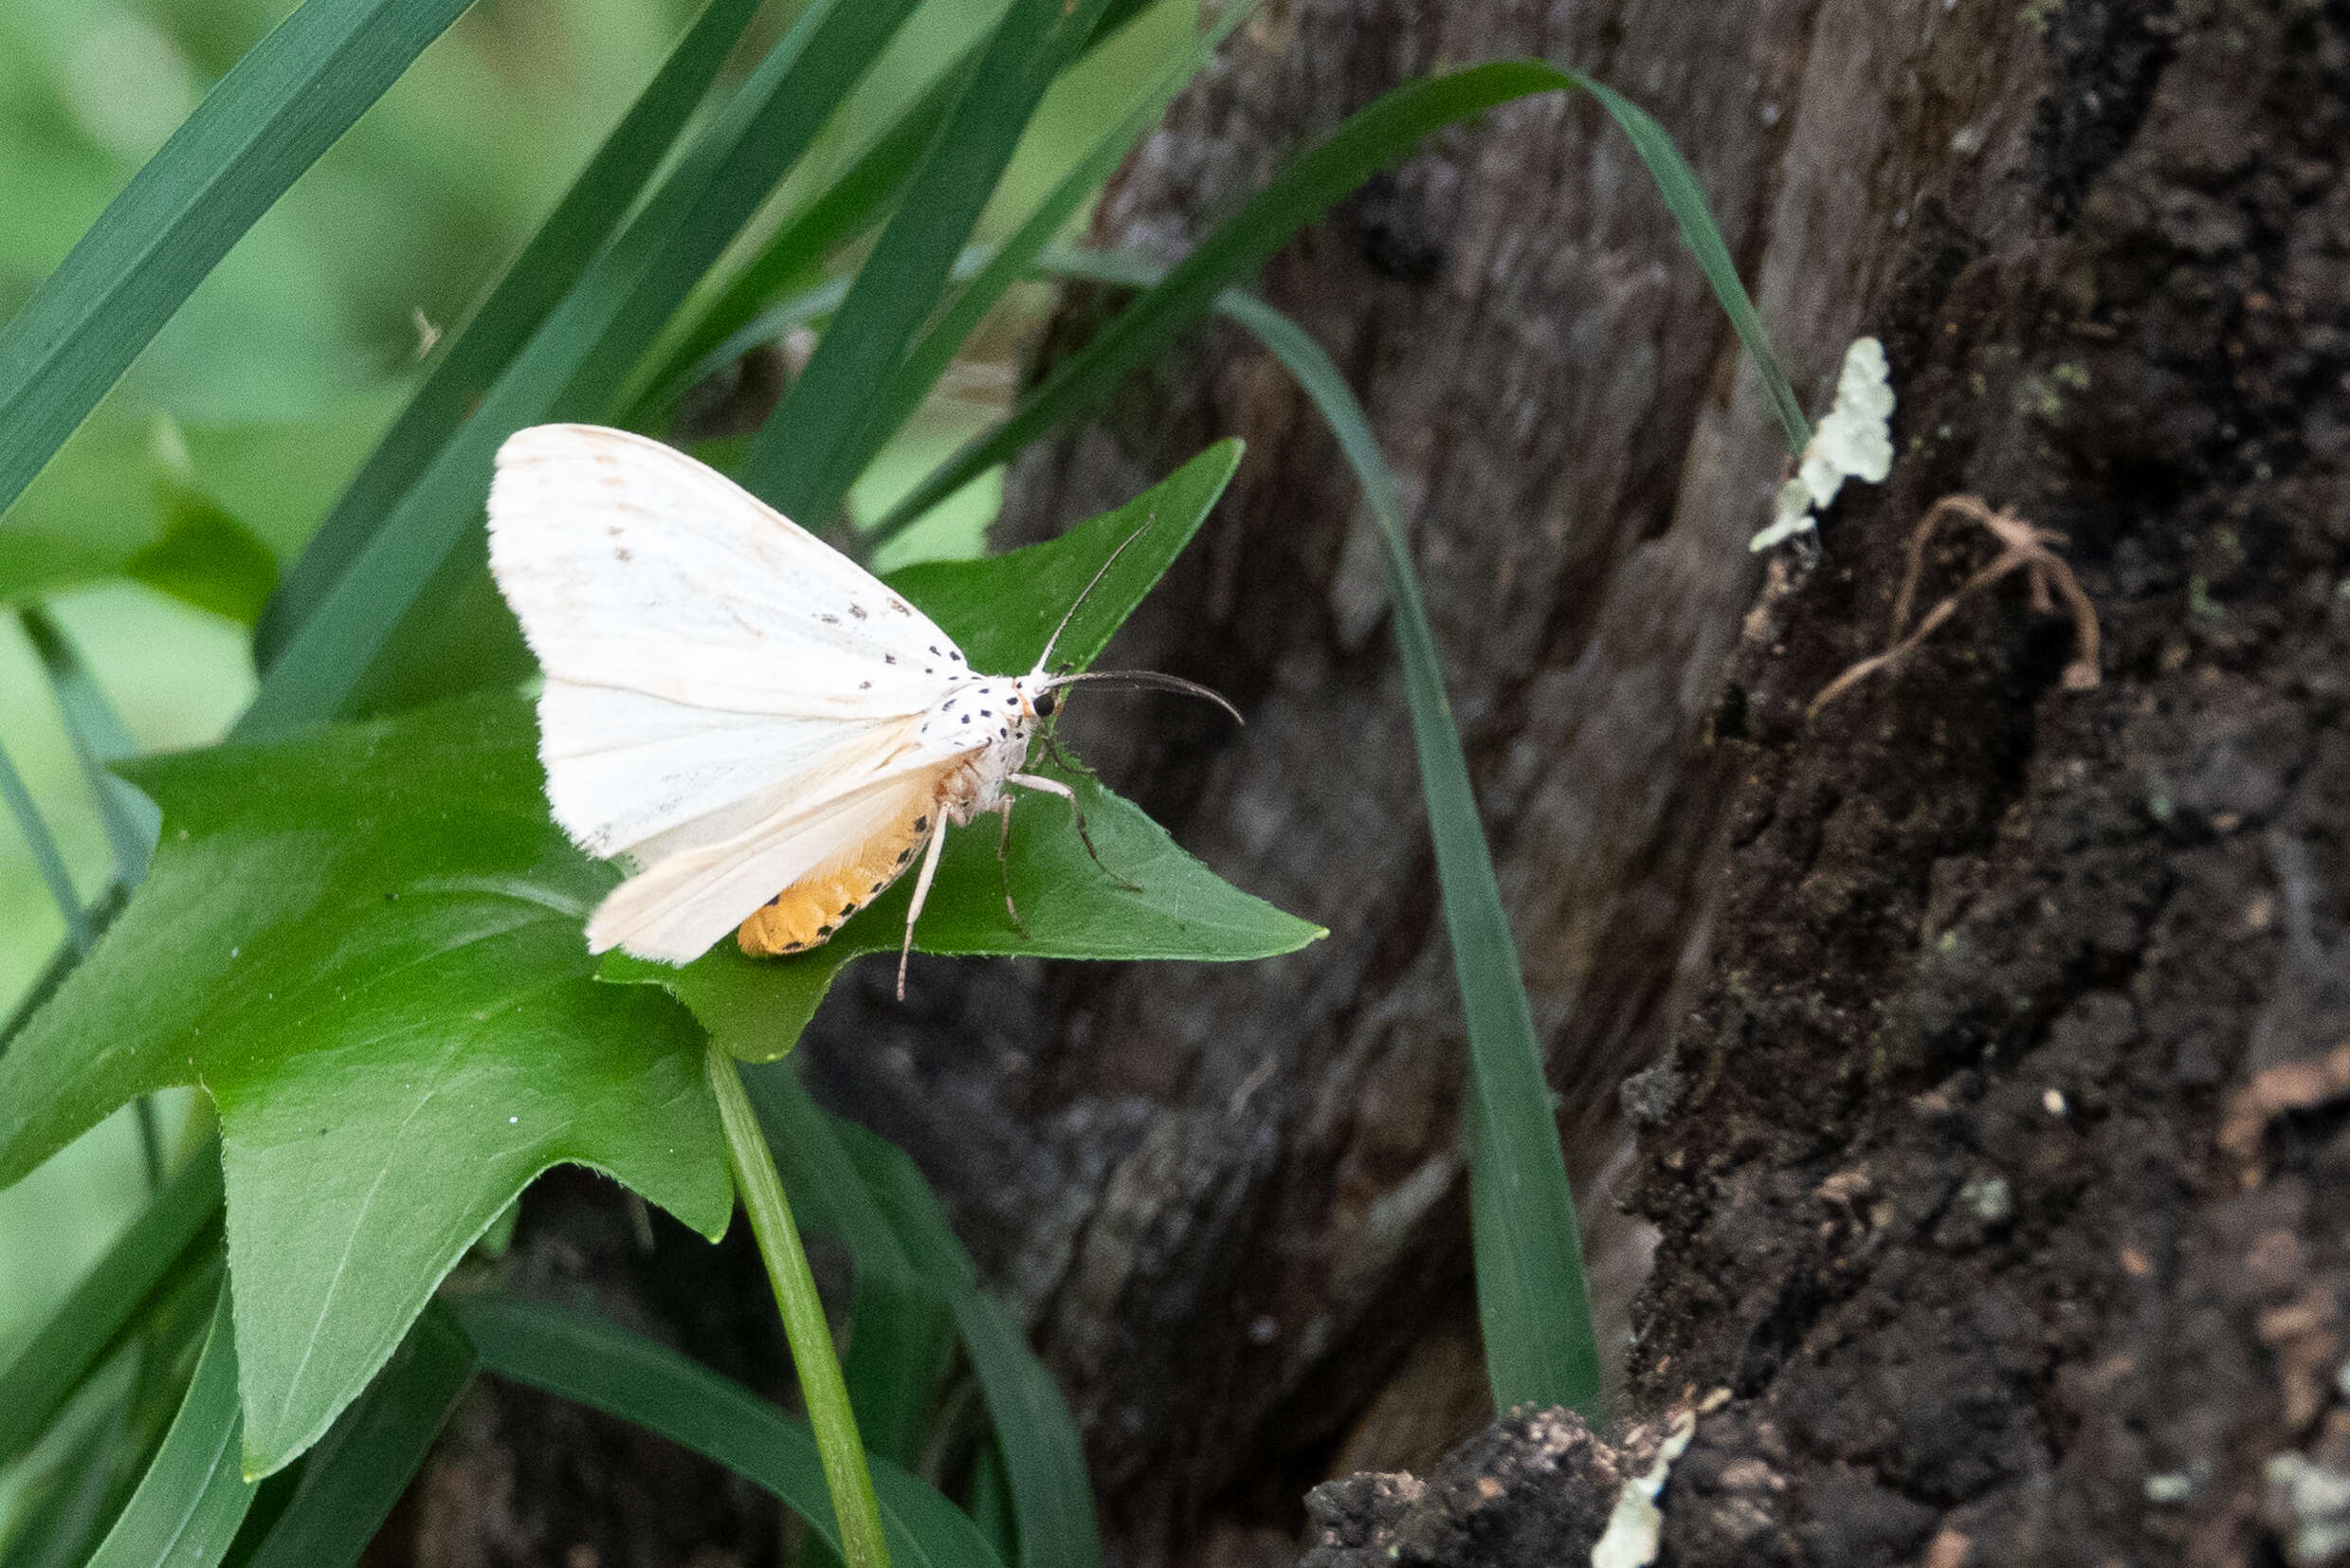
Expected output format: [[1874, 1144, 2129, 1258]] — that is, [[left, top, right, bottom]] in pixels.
[[16, 605, 168, 1184], [20, 605, 158, 889], [736, 0, 1119, 524], [628, 38, 990, 424], [666, 246, 995, 419], [238, 1302, 473, 1568], [0, 1394, 134, 1568], [841, 1279, 956, 1468], [835, 1123, 1096, 1568], [990, 242, 1610, 1408], [834, 3, 1257, 539], [746, 1067, 1100, 1568], [0, 740, 88, 955], [241, 0, 926, 737], [454, 1293, 1008, 1568], [83, 1285, 257, 1568], [0, 1143, 224, 1469], [633, 0, 1179, 431], [1217, 291, 1599, 1413], [255, 0, 769, 664], [871, 61, 1807, 546], [0, 0, 476, 521]]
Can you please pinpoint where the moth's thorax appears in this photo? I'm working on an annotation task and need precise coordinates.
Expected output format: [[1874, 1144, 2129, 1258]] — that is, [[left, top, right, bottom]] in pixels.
[[918, 674, 1035, 824]]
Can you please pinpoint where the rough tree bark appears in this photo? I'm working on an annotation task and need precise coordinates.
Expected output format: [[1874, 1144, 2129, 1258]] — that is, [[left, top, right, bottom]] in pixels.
[[393, 1, 2350, 1564]]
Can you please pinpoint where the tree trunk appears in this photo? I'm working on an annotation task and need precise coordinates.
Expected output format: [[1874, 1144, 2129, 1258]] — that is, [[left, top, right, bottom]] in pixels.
[[399, 1, 2350, 1563]]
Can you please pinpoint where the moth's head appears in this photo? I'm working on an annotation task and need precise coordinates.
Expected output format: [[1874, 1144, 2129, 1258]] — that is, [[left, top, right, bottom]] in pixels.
[[1011, 673, 1060, 722]]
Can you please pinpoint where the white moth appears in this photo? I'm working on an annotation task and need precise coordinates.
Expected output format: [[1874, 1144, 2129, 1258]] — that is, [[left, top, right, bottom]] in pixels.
[[485, 424, 1231, 996]]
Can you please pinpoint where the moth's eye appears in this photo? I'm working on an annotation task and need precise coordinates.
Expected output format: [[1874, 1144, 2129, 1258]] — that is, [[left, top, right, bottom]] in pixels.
[[1033, 691, 1058, 719]]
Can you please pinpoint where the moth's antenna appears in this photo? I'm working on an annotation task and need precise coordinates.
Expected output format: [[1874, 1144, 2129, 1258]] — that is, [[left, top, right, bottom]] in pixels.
[[1031, 510, 1157, 676], [1042, 668, 1243, 725]]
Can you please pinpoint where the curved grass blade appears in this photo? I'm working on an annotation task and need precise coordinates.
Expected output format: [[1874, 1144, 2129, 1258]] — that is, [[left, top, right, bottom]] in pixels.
[[238, 1302, 473, 1568], [454, 1294, 1007, 1568], [871, 61, 1806, 544], [746, 1067, 1100, 1568], [1580, 79, 1809, 454], [0, 741, 87, 955], [243, 0, 926, 738], [738, 0, 1118, 524], [0, 0, 476, 522], [256, 0, 769, 664], [0, 1142, 224, 1470], [83, 1285, 257, 1568], [1218, 294, 1599, 1414]]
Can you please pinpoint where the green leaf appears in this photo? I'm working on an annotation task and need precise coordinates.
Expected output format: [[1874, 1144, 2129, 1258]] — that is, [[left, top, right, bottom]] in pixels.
[[0, 692, 733, 1477], [603, 442, 1321, 1062], [0, 1144, 222, 1471], [1216, 295, 1598, 1413], [256, 0, 769, 664], [84, 1286, 258, 1568], [244, 0, 928, 737], [0, 0, 476, 523], [872, 61, 1805, 543], [239, 1301, 474, 1568], [455, 1294, 1009, 1568], [738, 0, 1117, 524]]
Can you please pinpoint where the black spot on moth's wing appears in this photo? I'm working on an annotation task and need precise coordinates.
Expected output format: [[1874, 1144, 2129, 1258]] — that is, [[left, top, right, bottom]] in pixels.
[[820, 612, 840, 625], [885, 653, 898, 665], [849, 604, 868, 619], [816, 923, 833, 937], [840, 903, 857, 918], [914, 816, 929, 831]]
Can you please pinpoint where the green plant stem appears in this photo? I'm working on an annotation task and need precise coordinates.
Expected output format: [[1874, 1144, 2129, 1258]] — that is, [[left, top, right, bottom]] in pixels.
[[705, 1044, 889, 1568]]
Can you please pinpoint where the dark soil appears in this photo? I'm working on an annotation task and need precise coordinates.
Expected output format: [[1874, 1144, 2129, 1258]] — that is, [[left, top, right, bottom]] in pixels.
[[1313, 0, 2350, 1562], [1618, 0, 2350, 1561]]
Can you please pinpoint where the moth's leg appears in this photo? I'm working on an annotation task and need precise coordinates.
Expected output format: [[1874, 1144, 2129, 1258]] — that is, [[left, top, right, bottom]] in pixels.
[[1037, 725, 1082, 775], [1008, 772, 1138, 890], [899, 826, 949, 1001], [995, 795, 1028, 935]]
